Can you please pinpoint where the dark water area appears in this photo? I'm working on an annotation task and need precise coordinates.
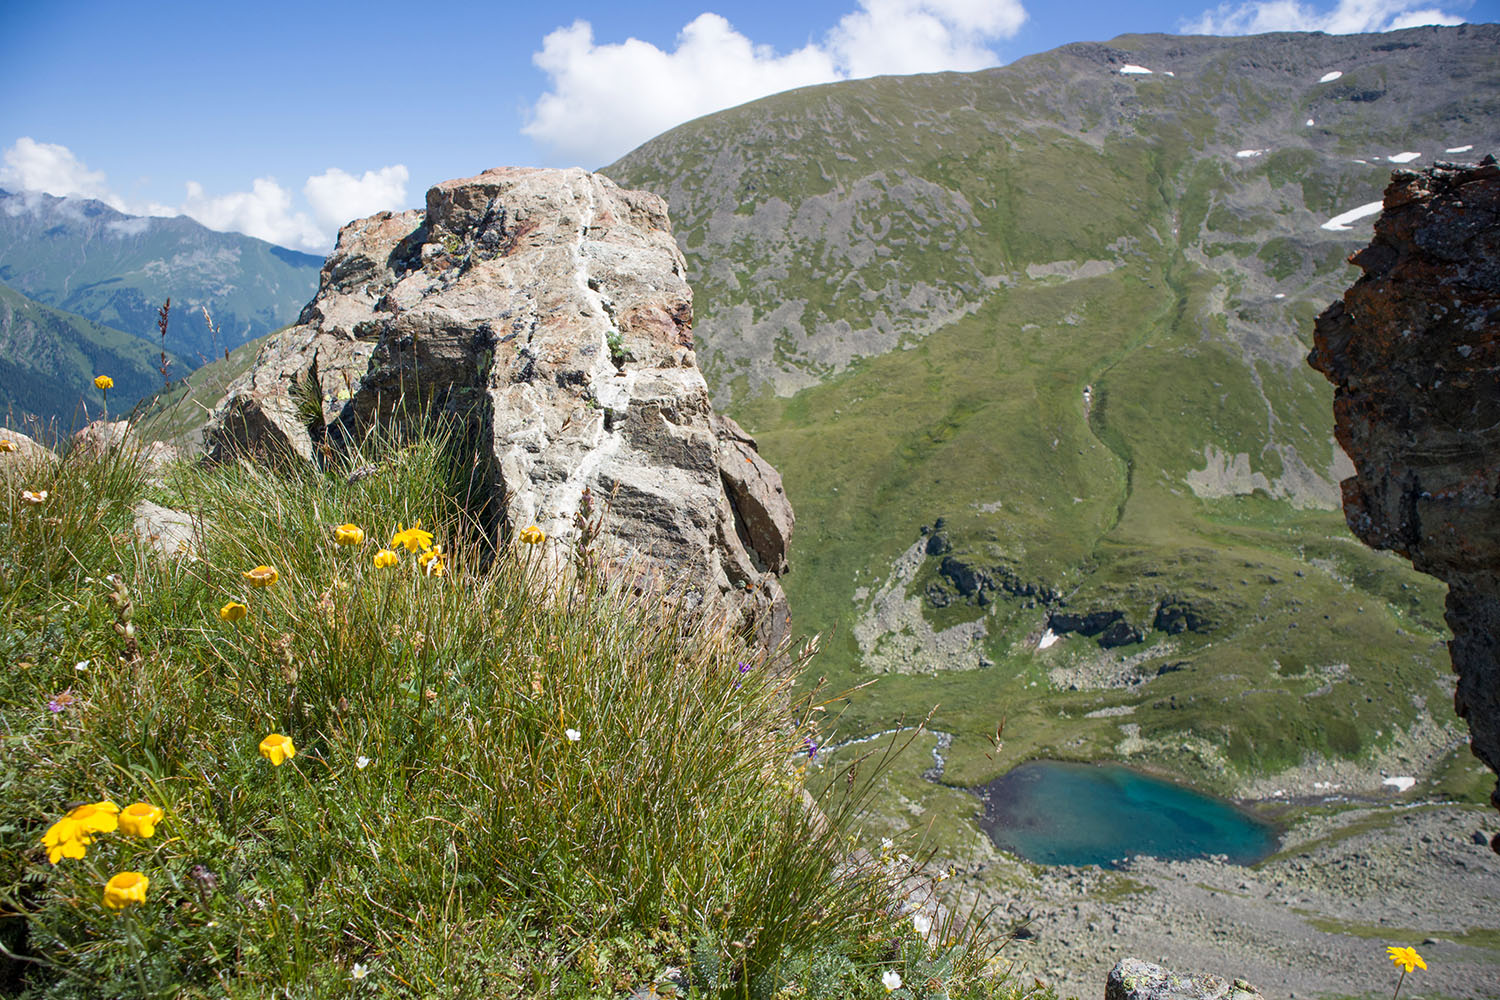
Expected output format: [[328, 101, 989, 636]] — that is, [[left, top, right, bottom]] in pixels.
[[976, 760, 1279, 868]]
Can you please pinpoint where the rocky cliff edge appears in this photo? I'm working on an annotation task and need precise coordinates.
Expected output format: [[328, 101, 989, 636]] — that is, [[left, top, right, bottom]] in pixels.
[[1309, 156, 1500, 842]]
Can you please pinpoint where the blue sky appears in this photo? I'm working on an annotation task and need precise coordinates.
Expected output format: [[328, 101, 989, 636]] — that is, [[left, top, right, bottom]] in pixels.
[[1, 0, 1491, 251]]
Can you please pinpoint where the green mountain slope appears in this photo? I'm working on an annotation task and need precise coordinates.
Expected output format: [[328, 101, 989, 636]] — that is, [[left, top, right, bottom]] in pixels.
[[133, 328, 271, 450], [0, 189, 321, 362], [604, 25, 1498, 804], [0, 283, 181, 430]]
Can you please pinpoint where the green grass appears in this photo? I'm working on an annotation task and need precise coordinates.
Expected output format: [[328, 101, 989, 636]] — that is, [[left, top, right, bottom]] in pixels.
[[0, 429, 1051, 1000]]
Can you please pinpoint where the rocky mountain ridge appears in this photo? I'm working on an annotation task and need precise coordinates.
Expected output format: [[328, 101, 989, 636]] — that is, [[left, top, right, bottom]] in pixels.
[[0, 188, 321, 361]]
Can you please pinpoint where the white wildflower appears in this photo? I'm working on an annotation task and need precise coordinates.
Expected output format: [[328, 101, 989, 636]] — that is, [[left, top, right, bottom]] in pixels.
[[882, 969, 903, 992], [565, 728, 581, 742]]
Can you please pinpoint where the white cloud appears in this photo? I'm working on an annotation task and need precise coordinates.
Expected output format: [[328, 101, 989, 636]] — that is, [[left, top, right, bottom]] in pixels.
[[1183, 0, 1466, 34], [304, 165, 410, 232], [0, 138, 407, 252], [0, 136, 124, 209], [180, 178, 326, 251], [523, 0, 1027, 166]]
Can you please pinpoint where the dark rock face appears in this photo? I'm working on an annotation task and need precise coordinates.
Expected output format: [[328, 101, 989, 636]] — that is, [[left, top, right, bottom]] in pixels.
[[204, 167, 794, 647], [1308, 157, 1500, 843], [1154, 596, 1215, 635], [1050, 609, 1124, 636]]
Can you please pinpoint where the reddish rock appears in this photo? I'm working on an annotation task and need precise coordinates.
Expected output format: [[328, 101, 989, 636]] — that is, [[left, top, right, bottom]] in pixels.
[[1309, 157, 1500, 845]]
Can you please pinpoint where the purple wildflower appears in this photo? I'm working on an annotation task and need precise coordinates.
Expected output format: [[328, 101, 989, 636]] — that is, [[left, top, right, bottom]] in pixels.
[[734, 660, 753, 690], [804, 736, 818, 760]]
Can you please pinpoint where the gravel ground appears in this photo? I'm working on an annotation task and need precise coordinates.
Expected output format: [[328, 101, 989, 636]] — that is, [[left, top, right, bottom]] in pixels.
[[950, 804, 1500, 1000]]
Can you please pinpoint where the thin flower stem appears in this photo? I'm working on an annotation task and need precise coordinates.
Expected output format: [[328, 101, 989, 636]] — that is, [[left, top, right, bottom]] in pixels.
[[1392, 968, 1407, 1000]]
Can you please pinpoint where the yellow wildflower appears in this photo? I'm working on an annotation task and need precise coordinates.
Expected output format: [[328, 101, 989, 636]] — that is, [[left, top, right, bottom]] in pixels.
[[390, 520, 433, 553], [418, 545, 445, 577], [372, 548, 399, 569], [243, 565, 278, 587], [42, 816, 92, 864], [0, 438, 15, 453], [259, 732, 296, 765], [118, 803, 164, 839], [518, 524, 544, 545], [333, 523, 365, 546], [94, 375, 114, 391], [219, 601, 248, 622], [103, 871, 148, 910], [21, 490, 48, 504], [1387, 946, 1425, 973], [67, 801, 120, 835]]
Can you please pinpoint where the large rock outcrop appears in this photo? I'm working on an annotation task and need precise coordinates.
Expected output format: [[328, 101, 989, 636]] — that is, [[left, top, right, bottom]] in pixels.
[[204, 167, 793, 646], [1308, 156, 1500, 842]]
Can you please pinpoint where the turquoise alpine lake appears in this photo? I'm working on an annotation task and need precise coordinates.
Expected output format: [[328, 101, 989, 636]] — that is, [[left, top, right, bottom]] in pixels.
[[976, 760, 1278, 868]]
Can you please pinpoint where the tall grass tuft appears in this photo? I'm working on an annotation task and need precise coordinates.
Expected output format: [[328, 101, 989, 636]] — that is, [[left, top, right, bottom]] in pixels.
[[0, 425, 1045, 999]]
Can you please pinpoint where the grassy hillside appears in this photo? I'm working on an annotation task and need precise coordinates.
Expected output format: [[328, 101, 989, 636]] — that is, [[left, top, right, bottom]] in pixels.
[[0, 284, 180, 432], [604, 26, 1496, 799], [0, 431, 1036, 999], [133, 329, 272, 450]]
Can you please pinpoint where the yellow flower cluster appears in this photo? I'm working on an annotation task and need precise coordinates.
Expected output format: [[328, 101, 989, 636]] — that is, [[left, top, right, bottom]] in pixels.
[[41, 797, 164, 909], [94, 375, 114, 391], [0, 438, 15, 453], [1387, 945, 1426, 973], [518, 524, 545, 545], [214, 517, 454, 628]]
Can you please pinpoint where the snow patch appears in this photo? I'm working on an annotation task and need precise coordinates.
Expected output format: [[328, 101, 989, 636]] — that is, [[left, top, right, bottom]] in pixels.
[[1274, 293, 1286, 299], [1318, 70, 1343, 83], [1305, 118, 1315, 127], [1037, 629, 1060, 650], [1119, 64, 1153, 75], [1382, 775, 1416, 792], [1387, 152, 1421, 164], [1235, 148, 1268, 159], [1445, 144, 1474, 154], [1321, 201, 1384, 231]]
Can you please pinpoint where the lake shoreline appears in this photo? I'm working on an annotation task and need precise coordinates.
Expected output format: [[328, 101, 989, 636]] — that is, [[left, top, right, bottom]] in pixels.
[[951, 801, 1500, 1000]]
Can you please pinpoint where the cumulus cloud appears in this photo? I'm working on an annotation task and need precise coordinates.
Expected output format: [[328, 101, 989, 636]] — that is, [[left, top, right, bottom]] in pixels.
[[1183, 0, 1466, 34], [0, 137, 407, 252], [0, 137, 124, 209], [304, 165, 410, 232], [523, 0, 1027, 166], [180, 178, 326, 251]]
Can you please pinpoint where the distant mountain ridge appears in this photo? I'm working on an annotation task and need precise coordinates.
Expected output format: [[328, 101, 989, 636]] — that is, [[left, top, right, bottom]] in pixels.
[[0, 188, 321, 363]]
